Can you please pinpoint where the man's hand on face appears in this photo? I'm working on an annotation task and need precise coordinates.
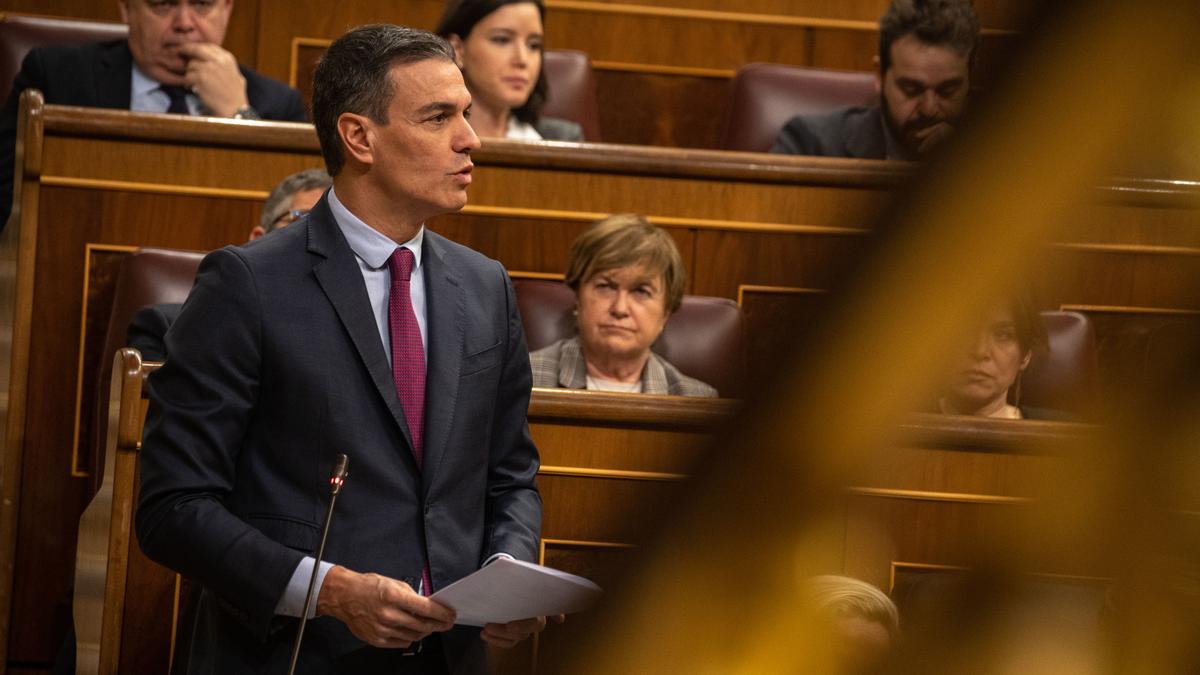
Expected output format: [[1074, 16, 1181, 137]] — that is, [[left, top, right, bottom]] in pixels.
[[316, 566, 457, 649], [178, 42, 248, 117], [481, 614, 565, 649], [913, 120, 955, 155]]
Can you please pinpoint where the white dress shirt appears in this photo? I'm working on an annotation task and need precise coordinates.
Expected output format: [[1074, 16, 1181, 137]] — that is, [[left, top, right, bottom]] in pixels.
[[129, 64, 202, 115], [506, 116, 543, 140]]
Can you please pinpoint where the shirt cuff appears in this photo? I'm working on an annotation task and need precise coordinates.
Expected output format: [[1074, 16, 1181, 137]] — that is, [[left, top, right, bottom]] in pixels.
[[483, 552, 515, 567], [274, 556, 334, 618]]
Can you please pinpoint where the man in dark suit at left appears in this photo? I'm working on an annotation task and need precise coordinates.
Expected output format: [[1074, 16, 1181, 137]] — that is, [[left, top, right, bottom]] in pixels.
[[0, 0, 307, 224], [136, 24, 546, 674]]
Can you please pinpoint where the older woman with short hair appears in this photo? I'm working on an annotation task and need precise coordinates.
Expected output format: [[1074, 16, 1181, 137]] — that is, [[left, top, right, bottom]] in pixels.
[[803, 575, 899, 675], [530, 215, 717, 396]]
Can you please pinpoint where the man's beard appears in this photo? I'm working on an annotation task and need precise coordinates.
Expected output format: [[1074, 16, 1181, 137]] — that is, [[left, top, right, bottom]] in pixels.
[[880, 94, 945, 159]]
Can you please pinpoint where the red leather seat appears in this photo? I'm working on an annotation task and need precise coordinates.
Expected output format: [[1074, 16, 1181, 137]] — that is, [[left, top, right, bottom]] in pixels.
[[0, 14, 128, 103], [719, 62, 877, 153], [514, 278, 744, 397], [1020, 311, 1099, 415], [542, 49, 601, 142]]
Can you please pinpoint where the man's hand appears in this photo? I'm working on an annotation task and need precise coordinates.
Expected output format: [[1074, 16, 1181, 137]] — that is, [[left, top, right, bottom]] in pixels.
[[316, 566, 456, 648], [481, 614, 565, 649], [178, 42, 248, 117], [914, 121, 955, 155]]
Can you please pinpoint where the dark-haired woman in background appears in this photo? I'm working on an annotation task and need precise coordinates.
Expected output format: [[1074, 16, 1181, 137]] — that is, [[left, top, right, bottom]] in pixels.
[[437, 0, 583, 141], [937, 294, 1064, 420]]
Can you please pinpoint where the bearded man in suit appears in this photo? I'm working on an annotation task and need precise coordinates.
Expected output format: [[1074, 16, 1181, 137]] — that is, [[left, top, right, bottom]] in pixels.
[[136, 24, 545, 674]]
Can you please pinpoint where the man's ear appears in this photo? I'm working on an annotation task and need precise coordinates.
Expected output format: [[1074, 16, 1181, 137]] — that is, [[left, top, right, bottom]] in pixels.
[[337, 112, 374, 168], [247, 225, 266, 241], [872, 54, 883, 95], [447, 34, 465, 66], [117, 0, 129, 22]]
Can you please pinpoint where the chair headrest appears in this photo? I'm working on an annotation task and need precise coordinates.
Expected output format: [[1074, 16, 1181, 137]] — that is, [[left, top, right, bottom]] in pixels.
[[0, 15, 128, 103], [719, 62, 877, 153], [541, 49, 602, 142], [1020, 311, 1099, 416]]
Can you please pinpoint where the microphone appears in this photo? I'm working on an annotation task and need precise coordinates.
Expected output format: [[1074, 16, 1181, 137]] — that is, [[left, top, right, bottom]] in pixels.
[[286, 454, 349, 675]]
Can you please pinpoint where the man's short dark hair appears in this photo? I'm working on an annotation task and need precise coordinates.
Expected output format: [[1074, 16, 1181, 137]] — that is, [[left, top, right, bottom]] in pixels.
[[878, 0, 980, 73], [311, 24, 457, 176]]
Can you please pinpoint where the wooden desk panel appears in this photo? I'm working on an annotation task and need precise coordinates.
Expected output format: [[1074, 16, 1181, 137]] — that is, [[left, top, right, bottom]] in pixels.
[[571, 0, 1032, 28], [9, 187, 258, 663], [428, 213, 696, 284]]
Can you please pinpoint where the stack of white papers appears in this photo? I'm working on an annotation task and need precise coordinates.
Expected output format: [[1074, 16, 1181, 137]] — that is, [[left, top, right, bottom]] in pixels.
[[431, 557, 603, 626]]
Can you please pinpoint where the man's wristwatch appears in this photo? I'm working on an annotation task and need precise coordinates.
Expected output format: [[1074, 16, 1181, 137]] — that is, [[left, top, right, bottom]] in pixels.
[[232, 105, 260, 120]]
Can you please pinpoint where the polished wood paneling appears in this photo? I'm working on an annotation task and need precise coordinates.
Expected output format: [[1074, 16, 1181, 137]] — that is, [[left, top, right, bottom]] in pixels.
[[534, 539, 634, 669], [547, 8, 810, 71], [1044, 247, 1200, 310], [256, 0, 441, 83], [693, 228, 869, 296], [593, 69, 730, 148], [575, 0, 1032, 28], [738, 286, 825, 384], [75, 246, 137, 480], [429, 213, 696, 285], [9, 187, 258, 665]]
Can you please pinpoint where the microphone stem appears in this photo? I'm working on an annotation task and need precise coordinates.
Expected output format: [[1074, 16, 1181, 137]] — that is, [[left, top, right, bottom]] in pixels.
[[286, 486, 340, 675]]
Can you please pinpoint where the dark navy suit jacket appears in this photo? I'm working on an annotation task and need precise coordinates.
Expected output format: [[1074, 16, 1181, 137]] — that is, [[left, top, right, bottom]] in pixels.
[[127, 302, 181, 363], [0, 39, 307, 225], [770, 105, 894, 159], [135, 198, 542, 674]]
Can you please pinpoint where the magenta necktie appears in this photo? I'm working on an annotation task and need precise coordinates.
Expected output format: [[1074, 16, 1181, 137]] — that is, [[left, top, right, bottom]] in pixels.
[[387, 247, 432, 594]]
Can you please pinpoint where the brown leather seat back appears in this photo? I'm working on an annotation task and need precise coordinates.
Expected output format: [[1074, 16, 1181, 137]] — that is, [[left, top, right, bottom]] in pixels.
[[1021, 311, 1099, 415], [542, 49, 601, 141], [0, 14, 128, 103], [101, 247, 206, 368], [90, 248, 204, 493], [514, 279, 744, 397], [719, 62, 877, 153]]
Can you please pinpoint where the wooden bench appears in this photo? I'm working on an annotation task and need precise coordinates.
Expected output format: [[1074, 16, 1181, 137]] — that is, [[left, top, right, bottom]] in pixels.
[[73, 360, 1097, 673]]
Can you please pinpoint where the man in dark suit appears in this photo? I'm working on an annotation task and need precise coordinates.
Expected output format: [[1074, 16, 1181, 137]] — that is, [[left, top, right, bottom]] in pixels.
[[1, 0, 306, 224], [135, 24, 545, 674], [771, 0, 978, 160]]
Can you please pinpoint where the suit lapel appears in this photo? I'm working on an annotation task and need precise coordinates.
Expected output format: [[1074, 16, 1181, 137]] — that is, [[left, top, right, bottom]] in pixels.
[[307, 200, 417, 457], [419, 232, 464, 493], [95, 40, 133, 110]]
